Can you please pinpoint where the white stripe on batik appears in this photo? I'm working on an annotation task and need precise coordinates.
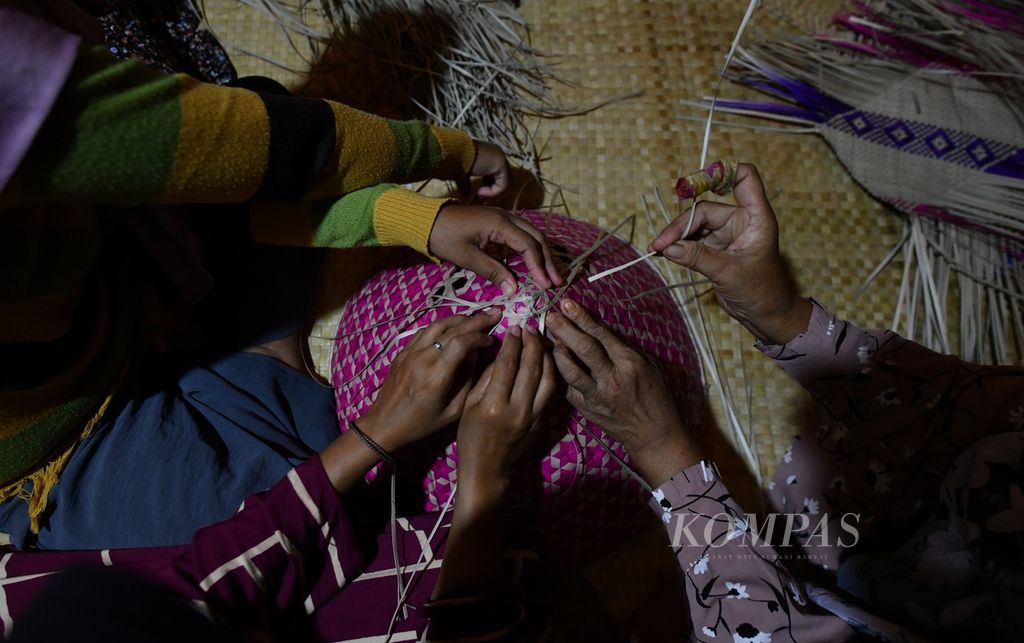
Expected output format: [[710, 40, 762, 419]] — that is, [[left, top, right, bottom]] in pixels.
[[0, 553, 57, 639], [199, 530, 297, 592], [326, 535, 345, 588], [288, 469, 323, 524], [0, 553, 11, 640], [333, 631, 418, 642], [351, 559, 442, 582], [396, 518, 430, 555], [101, 550, 112, 566]]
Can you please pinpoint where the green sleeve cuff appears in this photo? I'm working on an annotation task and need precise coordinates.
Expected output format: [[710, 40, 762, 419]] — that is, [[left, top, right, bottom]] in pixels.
[[250, 184, 451, 260]]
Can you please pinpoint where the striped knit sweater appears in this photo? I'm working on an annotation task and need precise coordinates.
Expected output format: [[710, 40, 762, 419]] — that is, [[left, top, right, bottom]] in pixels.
[[0, 45, 478, 255], [0, 9, 478, 515]]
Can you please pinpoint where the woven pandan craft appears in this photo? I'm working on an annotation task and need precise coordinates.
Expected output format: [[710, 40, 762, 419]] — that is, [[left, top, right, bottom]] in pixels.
[[330, 210, 704, 561]]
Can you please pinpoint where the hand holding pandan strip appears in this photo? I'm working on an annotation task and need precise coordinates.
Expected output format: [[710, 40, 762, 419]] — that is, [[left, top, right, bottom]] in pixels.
[[652, 162, 812, 345], [587, 160, 741, 284]]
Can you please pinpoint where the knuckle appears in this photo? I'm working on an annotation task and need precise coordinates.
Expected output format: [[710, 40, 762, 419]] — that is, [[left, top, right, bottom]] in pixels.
[[592, 322, 615, 341], [606, 378, 624, 396], [483, 401, 505, 420], [444, 336, 463, 353], [628, 350, 649, 368], [566, 387, 585, 407], [521, 355, 541, 375], [686, 242, 705, 268], [581, 340, 604, 360], [618, 358, 638, 377], [566, 372, 587, 388], [485, 266, 503, 284], [514, 413, 531, 431]]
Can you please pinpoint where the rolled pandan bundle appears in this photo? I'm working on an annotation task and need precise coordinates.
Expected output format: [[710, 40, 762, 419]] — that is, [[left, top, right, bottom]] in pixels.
[[331, 210, 703, 562]]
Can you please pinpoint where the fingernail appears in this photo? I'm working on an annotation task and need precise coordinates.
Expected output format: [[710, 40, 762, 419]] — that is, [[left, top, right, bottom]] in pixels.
[[525, 324, 537, 334], [510, 325, 522, 337], [501, 281, 516, 297], [561, 298, 577, 315]]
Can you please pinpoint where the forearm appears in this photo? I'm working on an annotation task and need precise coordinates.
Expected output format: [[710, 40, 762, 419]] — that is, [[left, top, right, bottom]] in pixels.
[[629, 431, 704, 489], [318, 428, 390, 494], [745, 297, 813, 346], [431, 477, 508, 600], [4, 45, 475, 208]]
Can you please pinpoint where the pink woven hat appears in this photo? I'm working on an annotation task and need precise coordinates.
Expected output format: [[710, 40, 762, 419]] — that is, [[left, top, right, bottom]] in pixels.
[[331, 210, 703, 562]]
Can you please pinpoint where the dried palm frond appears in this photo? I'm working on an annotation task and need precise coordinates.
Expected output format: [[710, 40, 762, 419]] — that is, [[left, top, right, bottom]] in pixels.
[[703, 0, 1024, 363]]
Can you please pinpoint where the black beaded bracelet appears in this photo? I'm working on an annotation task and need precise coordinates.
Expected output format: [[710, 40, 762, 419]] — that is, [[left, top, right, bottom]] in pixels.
[[349, 421, 395, 465]]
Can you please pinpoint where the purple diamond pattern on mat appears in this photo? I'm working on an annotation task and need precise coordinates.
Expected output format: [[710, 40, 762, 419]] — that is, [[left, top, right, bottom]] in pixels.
[[924, 130, 955, 157], [826, 110, 1016, 171], [884, 122, 915, 147], [966, 139, 995, 166], [844, 111, 875, 135]]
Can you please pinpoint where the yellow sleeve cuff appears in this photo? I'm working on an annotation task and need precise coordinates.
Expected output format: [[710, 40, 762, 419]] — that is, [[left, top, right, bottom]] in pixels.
[[431, 126, 477, 180], [372, 187, 452, 260]]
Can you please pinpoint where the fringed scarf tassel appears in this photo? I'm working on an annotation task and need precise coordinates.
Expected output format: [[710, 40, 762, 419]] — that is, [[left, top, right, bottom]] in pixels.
[[0, 389, 117, 534]]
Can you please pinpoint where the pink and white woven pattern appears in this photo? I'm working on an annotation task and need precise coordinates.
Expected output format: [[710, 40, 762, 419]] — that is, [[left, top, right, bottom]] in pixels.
[[330, 211, 703, 561]]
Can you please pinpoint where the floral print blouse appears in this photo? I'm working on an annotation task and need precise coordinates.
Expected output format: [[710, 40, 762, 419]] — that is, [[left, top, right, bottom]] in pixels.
[[652, 299, 1024, 642]]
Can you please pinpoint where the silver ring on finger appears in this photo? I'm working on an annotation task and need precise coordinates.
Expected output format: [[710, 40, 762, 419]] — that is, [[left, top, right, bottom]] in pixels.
[[432, 340, 444, 352]]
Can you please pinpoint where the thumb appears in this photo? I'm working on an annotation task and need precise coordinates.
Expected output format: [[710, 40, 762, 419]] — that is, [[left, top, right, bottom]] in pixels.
[[462, 248, 518, 296], [650, 213, 690, 253], [662, 240, 727, 280]]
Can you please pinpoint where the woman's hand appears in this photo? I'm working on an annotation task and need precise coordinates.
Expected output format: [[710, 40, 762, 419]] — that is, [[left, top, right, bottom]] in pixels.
[[428, 205, 563, 294], [430, 325, 555, 602], [455, 326, 557, 489], [650, 163, 811, 345], [468, 141, 510, 199], [356, 311, 500, 454], [546, 299, 702, 487]]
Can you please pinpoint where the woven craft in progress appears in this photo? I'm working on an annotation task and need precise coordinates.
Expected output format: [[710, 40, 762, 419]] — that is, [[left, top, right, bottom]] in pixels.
[[329, 210, 704, 562]]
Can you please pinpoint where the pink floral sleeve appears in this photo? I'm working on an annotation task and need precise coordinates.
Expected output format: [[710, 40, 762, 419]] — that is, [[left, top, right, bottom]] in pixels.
[[650, 463, 855, 642], [758, 300, 1024, 639], [763, 299, 1024, 570], [651, 298, 1024, 641]]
